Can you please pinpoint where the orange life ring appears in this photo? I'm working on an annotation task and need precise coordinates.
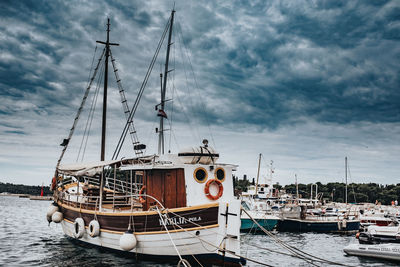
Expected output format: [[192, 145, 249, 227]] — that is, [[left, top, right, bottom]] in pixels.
[[50, 176, 57, 191], [139, 186, 146, 203], [204, 179, 223, 201]]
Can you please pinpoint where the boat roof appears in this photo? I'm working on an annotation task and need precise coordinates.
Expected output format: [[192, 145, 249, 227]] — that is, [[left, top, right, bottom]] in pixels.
[[58, 154, 237, 176]]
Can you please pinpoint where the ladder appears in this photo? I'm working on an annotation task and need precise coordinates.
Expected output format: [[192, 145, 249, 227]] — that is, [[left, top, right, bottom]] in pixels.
[[109, 50, 144, 156]]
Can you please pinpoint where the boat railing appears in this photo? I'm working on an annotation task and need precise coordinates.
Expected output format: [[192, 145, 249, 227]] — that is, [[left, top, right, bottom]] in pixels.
[[57, 189, 163, 212], [104, 176, 141, 194]]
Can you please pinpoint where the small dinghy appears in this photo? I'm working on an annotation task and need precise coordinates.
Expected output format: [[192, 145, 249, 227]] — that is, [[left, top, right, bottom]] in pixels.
[[344, 243, 400, 261]]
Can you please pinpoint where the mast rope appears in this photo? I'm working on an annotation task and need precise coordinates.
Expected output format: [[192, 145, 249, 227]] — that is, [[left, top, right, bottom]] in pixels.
[[155, 207, 189, 266], [159, 209, 273, 267], [77, 59, 105, 162], [112, 15, 172, 160], [80, 67, 104, 162], [164, 206, 356, 267], [241, 208, 357, 266], [347, 160, 357, 203], [55, 48, 106, 173], [85, 46, 98, 90], [174, 24, 202, 143], [176, 20, 217, 149]]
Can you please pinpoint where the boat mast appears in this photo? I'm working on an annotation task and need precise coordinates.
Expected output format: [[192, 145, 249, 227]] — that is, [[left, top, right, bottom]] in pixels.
[[295, 174, 299, 202], [96, 18, 119, 161], [345, 156, 348, 205], [96, 18, 118, 210], [255, 153, 261, 194], [158, 9, 175, 155]]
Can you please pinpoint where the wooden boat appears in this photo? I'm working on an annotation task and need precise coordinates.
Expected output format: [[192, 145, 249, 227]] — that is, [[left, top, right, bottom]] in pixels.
[[47, 9, 244, 266]]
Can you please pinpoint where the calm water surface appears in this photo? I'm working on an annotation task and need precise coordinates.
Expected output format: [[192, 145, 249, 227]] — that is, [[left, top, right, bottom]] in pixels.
[[0, 196, 397, 266]]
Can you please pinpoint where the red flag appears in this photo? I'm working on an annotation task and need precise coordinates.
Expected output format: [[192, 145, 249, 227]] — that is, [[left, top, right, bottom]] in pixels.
[[157, 109, 167, 118]]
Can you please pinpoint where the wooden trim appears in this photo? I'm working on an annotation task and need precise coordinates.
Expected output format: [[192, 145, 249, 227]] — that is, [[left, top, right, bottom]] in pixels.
[[63, 218, 218, 235], [58, 201, 219, 216]]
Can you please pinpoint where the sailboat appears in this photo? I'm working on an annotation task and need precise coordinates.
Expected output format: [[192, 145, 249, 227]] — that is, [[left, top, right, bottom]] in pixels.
[[46, 10, 244, 266], [240, 154, 279, 231]]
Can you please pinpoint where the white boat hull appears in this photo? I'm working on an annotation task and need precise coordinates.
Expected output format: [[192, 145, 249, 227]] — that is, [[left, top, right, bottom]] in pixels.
[[61, 219, 220, 256], [344, 243, 400, 261]]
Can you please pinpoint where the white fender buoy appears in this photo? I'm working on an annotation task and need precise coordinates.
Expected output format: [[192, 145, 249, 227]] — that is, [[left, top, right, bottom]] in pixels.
[[46, 203, 59, 223], [88, 220, 100, 237], [73, 218, 85, 239], [52, 211, 63, 223], [119, 230, 137, 251], [342, 219, 347, 229], [337, 220, 342, 230]]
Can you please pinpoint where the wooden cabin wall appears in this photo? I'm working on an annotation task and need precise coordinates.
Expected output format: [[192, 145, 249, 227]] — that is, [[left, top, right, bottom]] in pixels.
[[144, 168, 186, 210]]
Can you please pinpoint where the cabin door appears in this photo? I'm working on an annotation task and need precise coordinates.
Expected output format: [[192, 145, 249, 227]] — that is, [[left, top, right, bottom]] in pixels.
[[144, 168, 186, 210]]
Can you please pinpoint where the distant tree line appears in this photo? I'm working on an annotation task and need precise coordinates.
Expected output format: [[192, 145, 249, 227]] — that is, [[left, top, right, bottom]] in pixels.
[[0, 182, 52, 196], [234, 176, 400, 205]]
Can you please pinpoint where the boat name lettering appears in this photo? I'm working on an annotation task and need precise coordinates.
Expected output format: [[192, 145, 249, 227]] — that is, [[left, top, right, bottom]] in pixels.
[[159, 216, 202, 226]]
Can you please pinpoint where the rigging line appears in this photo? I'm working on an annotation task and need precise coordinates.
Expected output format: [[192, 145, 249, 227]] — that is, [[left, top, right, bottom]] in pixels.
[[142, 118, 159, 156], [159, 215, 274, 267], [174, 23, 202, 143], [241, 208, 356, 267], [168, 81, 174, 152], [155, 207, 186, 265], [166, 116, 181, 152], [241, 211, 322, 266], [77, 59, 105, 162], [176, 20, 217, 149], [347, 160, 357, 203], [85, 45, 98, 88], [168, 31, 176, 153], [81, 63, 105, 162], [109, 49, 141, 155], [112, 15, 171, 160], [170, 75, 201, 143], [163, 211, 204, 267], [245, 239, 334, 264], [55, 47, 106, 173]]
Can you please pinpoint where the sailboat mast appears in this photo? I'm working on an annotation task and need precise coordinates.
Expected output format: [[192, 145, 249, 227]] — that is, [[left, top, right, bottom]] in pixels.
[[158, 9, 175, 155], [96, 18, 119, 161], [295, 174, 299, 202], [255, 153, 261, 194], [345, 156, 348, 205], [100, 19, 110, 161]]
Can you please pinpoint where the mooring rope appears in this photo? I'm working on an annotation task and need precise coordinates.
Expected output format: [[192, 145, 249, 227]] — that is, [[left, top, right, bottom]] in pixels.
[[241, 208, 358, 267], [156, 207, 190, 267]]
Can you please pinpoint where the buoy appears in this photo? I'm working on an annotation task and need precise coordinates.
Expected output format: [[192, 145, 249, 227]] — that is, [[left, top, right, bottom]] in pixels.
[[342, 219, 347, 228], [52, 211, 63, 223], [119, 230, 137, 251], [337, 220, 342, 230], [88, 220, 100, 237], [46, 203, 59, 223], [73, 218, 85, 239]]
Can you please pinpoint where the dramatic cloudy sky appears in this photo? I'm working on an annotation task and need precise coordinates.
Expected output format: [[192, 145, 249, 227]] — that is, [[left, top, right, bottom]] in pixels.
[[1, 0, 399, 186]]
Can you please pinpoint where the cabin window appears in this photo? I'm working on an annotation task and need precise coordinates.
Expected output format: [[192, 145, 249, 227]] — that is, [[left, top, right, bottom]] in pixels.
[[194, 167, 207, 183], [215, 167, 225, 182]]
